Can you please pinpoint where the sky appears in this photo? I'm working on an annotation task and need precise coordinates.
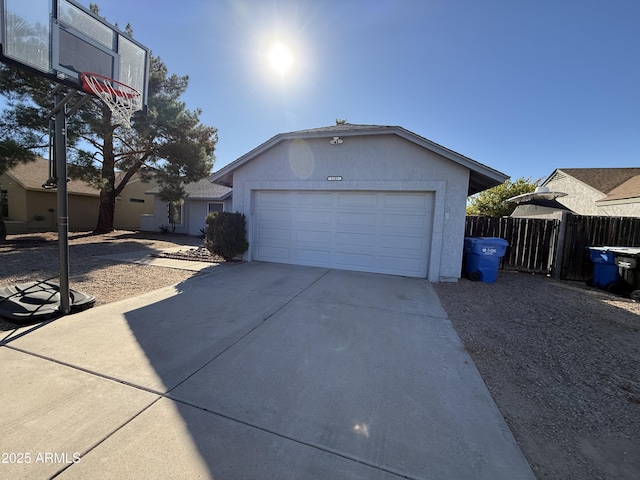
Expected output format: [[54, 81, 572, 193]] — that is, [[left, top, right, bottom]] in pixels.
[[63, 0, 640, 182]]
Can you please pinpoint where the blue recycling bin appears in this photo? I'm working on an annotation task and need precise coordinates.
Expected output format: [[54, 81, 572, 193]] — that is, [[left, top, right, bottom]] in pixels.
[[464, 237, 509, 283], [588, 248, 620, 289]]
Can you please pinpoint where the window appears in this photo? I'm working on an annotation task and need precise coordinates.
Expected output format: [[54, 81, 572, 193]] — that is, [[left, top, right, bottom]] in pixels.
[[129, 198, 145, 203], [168, 202, 183, 225], [1, 190, 7, 217], [208, 202, 223, 214]]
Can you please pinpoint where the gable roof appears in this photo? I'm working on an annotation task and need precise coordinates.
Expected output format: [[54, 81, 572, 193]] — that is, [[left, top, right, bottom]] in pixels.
[[601, 175, 640, 201], [543, 168, 640, 200], [4, 157, 99, 196], [210, 124, 508, 195], [146, 178, 232, 200]]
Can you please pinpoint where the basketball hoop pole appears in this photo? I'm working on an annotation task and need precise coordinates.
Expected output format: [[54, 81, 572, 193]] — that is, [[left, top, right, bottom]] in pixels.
[[53, 91, 71, 315]]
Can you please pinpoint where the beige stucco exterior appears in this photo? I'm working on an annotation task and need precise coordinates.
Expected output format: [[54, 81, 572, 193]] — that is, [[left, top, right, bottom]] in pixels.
[[545, 173, 640, 217], [544, 175, 603, 215], [1, 173, 99, 233], [114, 176, 156, 230], [2, 159, 157, 233], [593, 199, 640, 217]]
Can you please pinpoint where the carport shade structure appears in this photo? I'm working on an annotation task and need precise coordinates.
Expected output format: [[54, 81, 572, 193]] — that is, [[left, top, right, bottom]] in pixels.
[[210, 124, 508, 281]]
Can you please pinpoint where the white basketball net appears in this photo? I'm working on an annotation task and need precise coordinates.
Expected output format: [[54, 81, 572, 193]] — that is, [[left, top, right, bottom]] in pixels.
[[81, 73, 142, 129]]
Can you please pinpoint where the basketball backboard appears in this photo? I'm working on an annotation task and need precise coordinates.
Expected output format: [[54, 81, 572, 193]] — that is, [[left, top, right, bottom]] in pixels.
[[0, 0, 149, 113]]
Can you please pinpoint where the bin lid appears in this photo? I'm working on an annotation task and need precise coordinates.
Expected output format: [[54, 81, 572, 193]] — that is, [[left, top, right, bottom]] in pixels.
[[464, 237, 509, 246], [588, 246, 640, 256]]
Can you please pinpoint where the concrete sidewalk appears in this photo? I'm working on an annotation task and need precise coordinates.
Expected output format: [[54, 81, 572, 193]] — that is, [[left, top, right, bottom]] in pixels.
[[0, 263, 535, 479], [96, 246, 225, 272]]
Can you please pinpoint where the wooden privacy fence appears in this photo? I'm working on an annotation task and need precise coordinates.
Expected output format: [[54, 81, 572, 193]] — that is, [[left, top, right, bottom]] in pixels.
[[464, 216, 560, 275], [560, 215, 640, 281], [465, 215, 640, 280]]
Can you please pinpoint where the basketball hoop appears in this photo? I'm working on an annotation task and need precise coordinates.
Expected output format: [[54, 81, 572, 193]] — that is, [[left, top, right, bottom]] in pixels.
[[81, 72, 142, 128]]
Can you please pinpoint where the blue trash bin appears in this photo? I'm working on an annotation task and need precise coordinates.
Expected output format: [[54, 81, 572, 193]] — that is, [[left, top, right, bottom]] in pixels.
[[464, 237, 509, 283], [588, 248, 620, 289]]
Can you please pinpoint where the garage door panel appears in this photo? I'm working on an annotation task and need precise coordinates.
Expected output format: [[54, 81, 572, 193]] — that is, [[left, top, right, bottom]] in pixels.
[[334, 251, 374, 268], [378, 255, 423, 275], [382, 193, 432, 209], [258, 208, 292, 225], [294, 249, 330, 264], [338, 193, 378, 207], [258, 192, 293, 206], [293, 210, 332, 225], [381, 235, 424, 251], [254, 191, 433, 278], [296, 192, 333, 206], [295, 229, 331, 245], [258, 227, 291, 242], [337, 212, 377, 227], [382, 213, 428, 229], [335, 232, 375, 248], [256, 244, 291, 261]]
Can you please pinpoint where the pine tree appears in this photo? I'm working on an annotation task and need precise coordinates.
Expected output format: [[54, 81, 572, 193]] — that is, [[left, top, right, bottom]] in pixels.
[[0, 12, 216, 233]]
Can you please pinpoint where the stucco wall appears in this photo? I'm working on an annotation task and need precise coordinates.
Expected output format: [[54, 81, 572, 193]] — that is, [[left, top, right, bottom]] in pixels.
[[546, 175, 640, 217], [545, 176, 604, 215], [2, 179, 99, 232], [4, 171, 153, 233], [230, 134, 470, 281], [595, 200, 640, 217], [115, 178, 155, 230], [1, 173, 28, 221]]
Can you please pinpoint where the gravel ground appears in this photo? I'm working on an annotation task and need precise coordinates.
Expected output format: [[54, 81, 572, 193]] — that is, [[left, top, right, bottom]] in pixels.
[[434, 272, 640, 480], [2, 231, 639, 479], [0, 231, 201, 330]]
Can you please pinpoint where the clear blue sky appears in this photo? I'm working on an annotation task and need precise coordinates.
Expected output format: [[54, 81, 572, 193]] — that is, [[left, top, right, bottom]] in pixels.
[[94, 0, 639, 183]]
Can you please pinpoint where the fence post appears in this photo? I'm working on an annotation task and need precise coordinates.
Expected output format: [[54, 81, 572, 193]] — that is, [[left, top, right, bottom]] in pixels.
[[553, 211, 570, 279]]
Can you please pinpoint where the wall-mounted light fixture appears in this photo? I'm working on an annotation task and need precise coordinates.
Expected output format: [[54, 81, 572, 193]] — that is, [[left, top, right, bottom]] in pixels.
[[329, 136, 343, 145]]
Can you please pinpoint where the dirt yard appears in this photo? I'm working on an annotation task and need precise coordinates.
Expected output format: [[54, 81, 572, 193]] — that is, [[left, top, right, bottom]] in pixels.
[[435, 273, 640, 480], [0, 231, 199, 329], [1, 231, 639, 479]]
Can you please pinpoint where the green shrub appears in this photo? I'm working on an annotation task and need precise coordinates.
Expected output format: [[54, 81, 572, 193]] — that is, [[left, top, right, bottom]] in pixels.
[[205, 211, 249, 261]]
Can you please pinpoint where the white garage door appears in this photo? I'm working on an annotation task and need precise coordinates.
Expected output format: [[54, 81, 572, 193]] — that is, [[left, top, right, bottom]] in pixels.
[[254, 191, 434, 277]]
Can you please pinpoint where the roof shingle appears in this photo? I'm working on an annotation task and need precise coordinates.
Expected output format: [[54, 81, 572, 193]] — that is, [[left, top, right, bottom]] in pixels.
[[557, 168, 640, 195], [5, 157, 99, 196]]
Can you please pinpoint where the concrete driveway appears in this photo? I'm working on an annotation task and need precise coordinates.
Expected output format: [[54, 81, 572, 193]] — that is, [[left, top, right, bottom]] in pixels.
[[1, 262, 534, 479]]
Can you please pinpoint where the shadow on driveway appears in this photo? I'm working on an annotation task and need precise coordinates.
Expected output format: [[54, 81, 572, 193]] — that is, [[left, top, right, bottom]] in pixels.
[[1, 263, 535, 479]]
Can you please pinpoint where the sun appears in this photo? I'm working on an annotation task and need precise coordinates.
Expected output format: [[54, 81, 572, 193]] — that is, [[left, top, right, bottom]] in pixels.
[[268, 42, 294, 74]]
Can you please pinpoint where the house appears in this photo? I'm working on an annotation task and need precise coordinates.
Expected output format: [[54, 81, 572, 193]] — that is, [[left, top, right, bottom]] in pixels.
[[210, 124, 508, 281], [542, 168, 640, 217], [1, 157, 157, 233], [140, 178, 232, 236], [114, 171, 157, 230], [1, 157, 100, 233]]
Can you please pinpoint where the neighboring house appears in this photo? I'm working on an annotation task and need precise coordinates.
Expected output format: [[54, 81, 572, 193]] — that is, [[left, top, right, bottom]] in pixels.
[[141, 178, 232, 236], [210, 124, 508, 281], [1, 157, 99, 233], [542, 168, 640, 217], [1, 157, 157, 233], [114, 171, 158, 230]]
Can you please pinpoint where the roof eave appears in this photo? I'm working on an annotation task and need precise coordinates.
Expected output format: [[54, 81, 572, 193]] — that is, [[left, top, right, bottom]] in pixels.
[[210, 126, 509, 193]]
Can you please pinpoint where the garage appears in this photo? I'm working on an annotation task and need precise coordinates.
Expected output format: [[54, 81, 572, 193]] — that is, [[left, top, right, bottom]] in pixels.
[[209, 124, 508, 282], [254, 190, 433, 277]]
